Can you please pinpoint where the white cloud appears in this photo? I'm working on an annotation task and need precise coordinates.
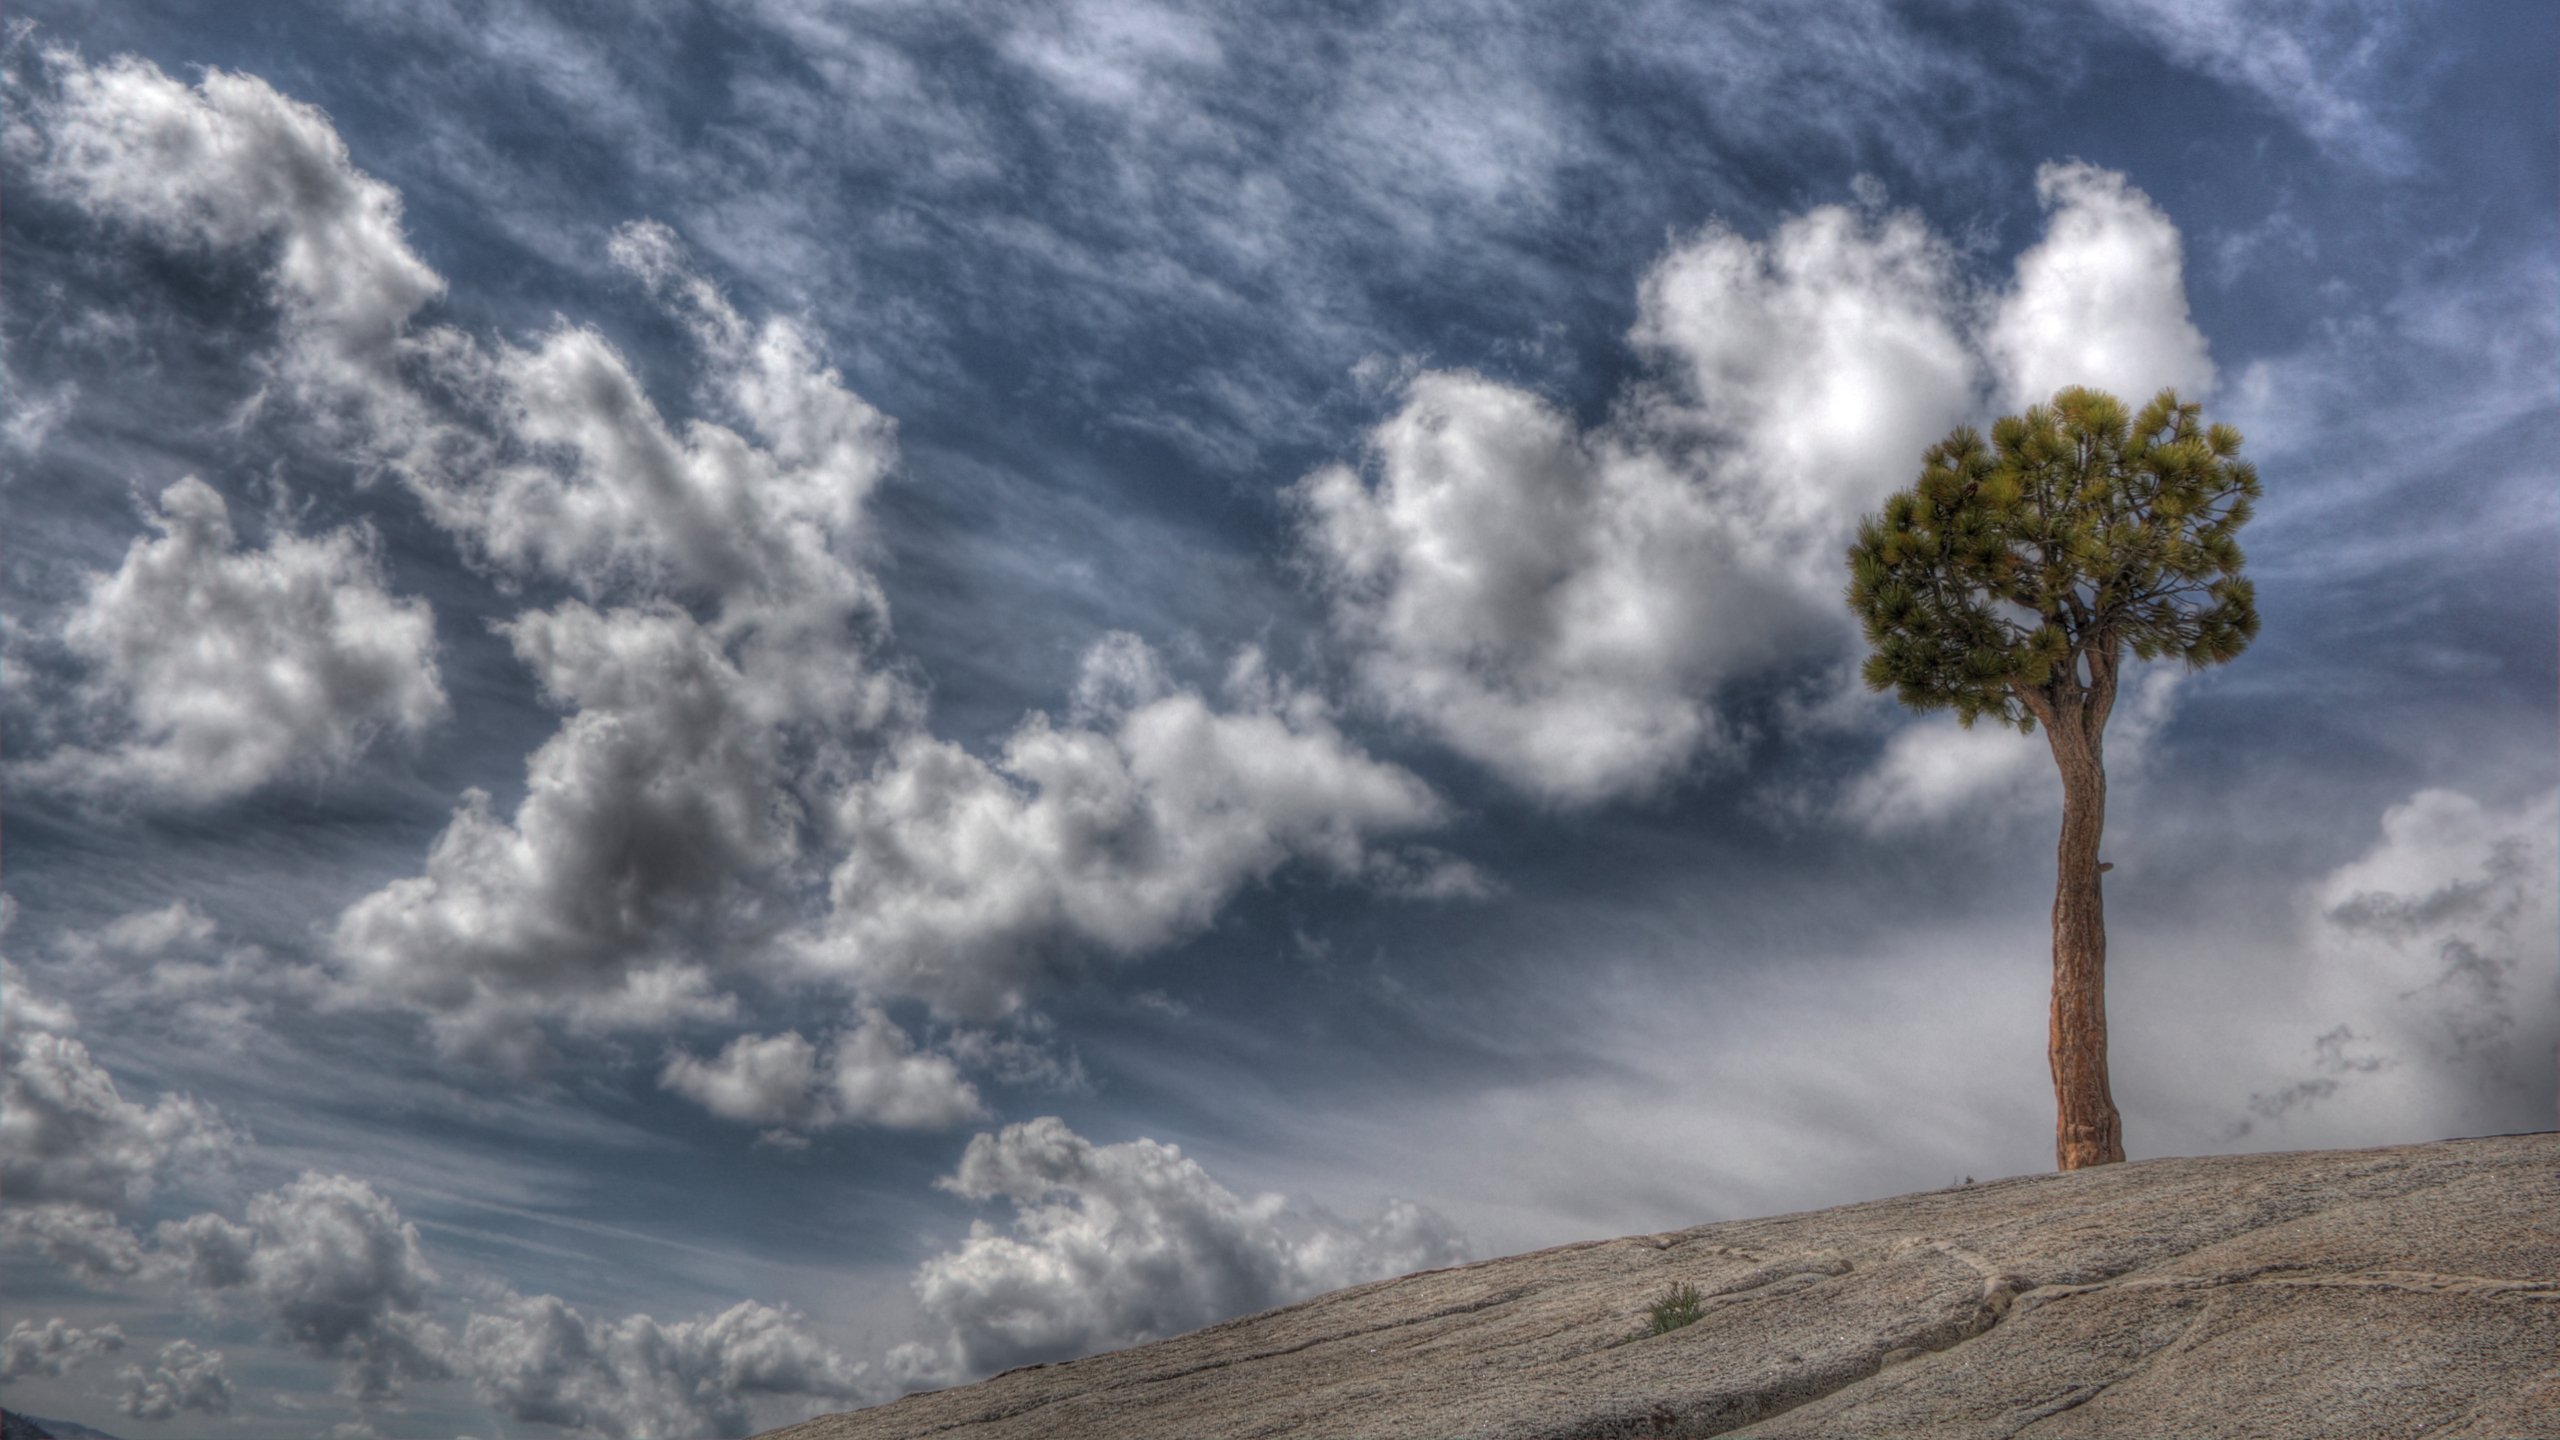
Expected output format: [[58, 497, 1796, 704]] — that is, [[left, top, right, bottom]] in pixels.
[[331, 603, 778, 1066], [0, 1007, 240, 1213], [796, 636, 1469, 1019], [448, 228, 895, 627], [2, 1318, 128, 1379], [1299, 170, 2215, 806], [28, 55, 1458, 1070], [153, 1172, 454, 1402], [660, 1008, 987, 1132], [21, 477, 444, 804], [1294, 204, 1973, 804], [20, 51, 443, 419], [896, 1116, 1467, 1383], [996, 0, 1225, 114], [1294, 372, 1775, 805], [1632, 203, 1981, 581], [22, 58, 902, 1039], [0, 990, 877, 1432], [2, 947, 85, 1040], [118, 1337, 234, 1421], [1843, 714, 2048, 833], [0, 1204, 155, 1289], [330, 232, 914, 1066], [461, 1291, 872, 1440], [661, 1030, 825, 1128], [21, 52, 895, 642], [2234, 786, 2560, 1139], [1983, 161, 2217, 411], [46, 902, 331, 1051]]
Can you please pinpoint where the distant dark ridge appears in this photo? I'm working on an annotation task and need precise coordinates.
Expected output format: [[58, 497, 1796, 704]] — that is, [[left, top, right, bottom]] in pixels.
[[4, 1411, 124, 1440]]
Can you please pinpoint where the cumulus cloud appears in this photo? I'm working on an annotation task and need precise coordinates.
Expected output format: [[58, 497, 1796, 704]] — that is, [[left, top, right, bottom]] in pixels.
[[19, 51, 443, 420], [19, 53, 896, 1052], [1295, 371, 1781, 805], [1983, 161, 2217, 411], [0, 986, 873, 1430], [1631, 202, 1982, 583], [26, 52, 1460, 1071], [436, 226, 895, 626], [47, 901, 331, 1049], [1299, 170, 2215, 805], [331, 232, 914, 1065], [460, 1291, 871, 1440], [2234, 786, 2560, 1138], [796, 636, 1470, 1019], [895, 1116, 1467, 1383], [18, 476, 445, 803], [2, 1318, 128, 1378], [0, 1001, 240, 1213], [2, 932, 85, 1039], [152, 1172, 454, 1402], [660, 1008, 986, 1132], [1, 1205, 156, 1290], [0, 1000, 235, 1291], [331, 602, 791, 1065], [118, 1337, 234, 1420]]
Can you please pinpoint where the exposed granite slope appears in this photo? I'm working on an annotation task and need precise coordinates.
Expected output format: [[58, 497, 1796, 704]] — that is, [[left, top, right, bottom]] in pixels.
[[763, 1133, 2557, 1440]]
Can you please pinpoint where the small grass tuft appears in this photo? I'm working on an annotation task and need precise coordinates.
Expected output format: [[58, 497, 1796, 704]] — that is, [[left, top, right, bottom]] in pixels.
[[1646, 1281, 1704, 1335]]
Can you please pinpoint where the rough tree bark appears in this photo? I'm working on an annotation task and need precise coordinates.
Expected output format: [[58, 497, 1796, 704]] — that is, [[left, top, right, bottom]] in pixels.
[[2019, 648, 2128, 1171]]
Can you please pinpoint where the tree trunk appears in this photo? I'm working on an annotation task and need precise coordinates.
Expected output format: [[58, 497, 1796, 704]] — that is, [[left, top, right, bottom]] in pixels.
[[2044, 715, 2125, 1170]]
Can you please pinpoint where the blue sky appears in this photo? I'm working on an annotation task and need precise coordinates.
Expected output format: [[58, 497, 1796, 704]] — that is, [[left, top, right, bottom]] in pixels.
[[3, 3, 2553, 1436]]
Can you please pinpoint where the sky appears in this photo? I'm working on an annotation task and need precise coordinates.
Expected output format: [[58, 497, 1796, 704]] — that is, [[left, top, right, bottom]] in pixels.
[[1, 1, 2553, 1436]]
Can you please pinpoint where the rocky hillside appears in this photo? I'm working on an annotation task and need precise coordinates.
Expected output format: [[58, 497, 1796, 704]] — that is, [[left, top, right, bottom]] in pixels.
[[762, 1133, 2556, 1439]]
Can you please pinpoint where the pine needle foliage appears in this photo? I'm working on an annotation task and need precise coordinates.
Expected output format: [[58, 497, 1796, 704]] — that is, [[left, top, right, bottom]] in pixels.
[[1847, 387, 2260, 732], [1646, 1282, 1705, 1336]]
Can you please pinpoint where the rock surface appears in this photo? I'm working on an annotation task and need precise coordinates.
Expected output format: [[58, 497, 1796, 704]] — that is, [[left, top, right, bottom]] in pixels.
[[763, 1134, 2558, 1440]]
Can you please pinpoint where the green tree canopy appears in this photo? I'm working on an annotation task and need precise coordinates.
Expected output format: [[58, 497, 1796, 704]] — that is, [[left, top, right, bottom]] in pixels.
[[1849, 386, 2259, 736], [1846, 386, 2261, 1171]]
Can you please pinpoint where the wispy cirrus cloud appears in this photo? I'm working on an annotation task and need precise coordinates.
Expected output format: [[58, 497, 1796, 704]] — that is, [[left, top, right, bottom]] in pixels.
[[2093, 0, 2416, 170]]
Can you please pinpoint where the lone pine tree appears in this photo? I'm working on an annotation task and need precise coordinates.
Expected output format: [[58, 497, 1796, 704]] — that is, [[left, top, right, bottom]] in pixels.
[[1848, 387, 2259, 1170]]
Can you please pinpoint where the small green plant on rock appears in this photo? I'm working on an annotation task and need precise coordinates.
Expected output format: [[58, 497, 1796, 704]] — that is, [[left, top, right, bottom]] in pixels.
[[1646, 1281, 1704, 1335]]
